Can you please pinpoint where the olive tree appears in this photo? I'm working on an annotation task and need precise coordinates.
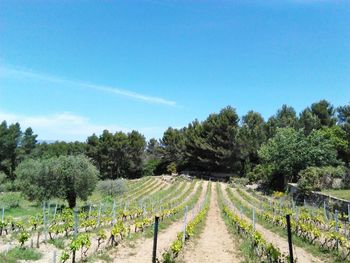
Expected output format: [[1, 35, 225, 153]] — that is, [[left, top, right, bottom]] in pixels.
[[16, 155, 99, 208]]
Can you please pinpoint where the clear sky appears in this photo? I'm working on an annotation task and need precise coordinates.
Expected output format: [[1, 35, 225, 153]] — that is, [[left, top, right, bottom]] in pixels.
[[0, 0, 349, 141]]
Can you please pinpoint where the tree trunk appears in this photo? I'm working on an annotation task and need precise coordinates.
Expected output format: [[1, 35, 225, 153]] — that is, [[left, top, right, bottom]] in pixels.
[[67, 192, 77, 209]]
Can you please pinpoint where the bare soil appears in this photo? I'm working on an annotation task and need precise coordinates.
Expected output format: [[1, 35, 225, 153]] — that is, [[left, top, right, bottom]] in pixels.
[[179, 183, 242, 263]]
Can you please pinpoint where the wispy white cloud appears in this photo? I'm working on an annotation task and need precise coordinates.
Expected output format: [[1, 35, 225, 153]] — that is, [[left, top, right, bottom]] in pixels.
[[0, 111, 164, 141], [0, 65, 176, 107]]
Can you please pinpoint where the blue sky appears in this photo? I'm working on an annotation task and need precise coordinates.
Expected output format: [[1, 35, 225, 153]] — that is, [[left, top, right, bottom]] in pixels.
[[0, 0, 349, 141]]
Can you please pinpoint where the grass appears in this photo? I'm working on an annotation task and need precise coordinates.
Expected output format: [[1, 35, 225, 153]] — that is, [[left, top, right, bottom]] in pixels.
[[0, 247, 42, 263], [48, 237, 66, 249], [87, 251, 113, 262], [321, 189, 350, 201]]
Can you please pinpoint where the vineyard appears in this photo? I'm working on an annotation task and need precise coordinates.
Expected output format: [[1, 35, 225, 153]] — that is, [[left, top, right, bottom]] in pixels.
[[0, 176, 349, 263]]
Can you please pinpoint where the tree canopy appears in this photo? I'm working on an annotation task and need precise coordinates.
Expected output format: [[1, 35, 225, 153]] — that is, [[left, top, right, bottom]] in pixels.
[[15, 155, 99, 208]]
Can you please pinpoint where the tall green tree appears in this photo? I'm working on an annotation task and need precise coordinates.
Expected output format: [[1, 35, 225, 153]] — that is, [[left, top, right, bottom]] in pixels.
[[20, 128, 38, 155], [160, 127, 186, 167], [311, 99, 336, 127], [127, 130, 146, 177], [265, 105, 298, 138], [33, 141, 85, 158], [0, 122, 22, 179], [298, 108, 321, 135], [238, 111, 266, 173], [337, 104, 350, 165], [183, 106, 241, 173], [275, 105, 298, 129], [146, 138, 162, 159], [86, 130, 146, 179], [337, 104, 350, 137]]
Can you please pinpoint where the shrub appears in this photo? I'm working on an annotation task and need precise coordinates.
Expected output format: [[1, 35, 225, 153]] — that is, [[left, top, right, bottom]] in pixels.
[[230, 177, 249, 186], [298, 166, 346, 194], [97, 179, 128, 197], [247, 164, 274, 183], [272, 191, 284, 199], [166, 162, 177, 175], [0, 192, 23, 209], [0, 173, 18, 192]]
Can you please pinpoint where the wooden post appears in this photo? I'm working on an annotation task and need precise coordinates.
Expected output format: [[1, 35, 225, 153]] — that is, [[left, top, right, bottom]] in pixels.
[[286, 214, 294, 263], [152, 216, 159, 263], [183, 206, 188, 243]]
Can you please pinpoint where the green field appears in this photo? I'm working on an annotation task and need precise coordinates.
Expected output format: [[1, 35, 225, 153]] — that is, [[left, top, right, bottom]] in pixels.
[[321, 189, 350, 201]]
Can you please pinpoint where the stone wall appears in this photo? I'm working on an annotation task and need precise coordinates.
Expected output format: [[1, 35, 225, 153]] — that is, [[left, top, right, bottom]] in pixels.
[[288, 183, 350, 214]]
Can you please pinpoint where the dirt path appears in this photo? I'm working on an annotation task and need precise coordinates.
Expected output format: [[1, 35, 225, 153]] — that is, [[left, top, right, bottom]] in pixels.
[[179, 183, 242, 263], [223, 184, 325, 263], [106, 181, 208, 263]]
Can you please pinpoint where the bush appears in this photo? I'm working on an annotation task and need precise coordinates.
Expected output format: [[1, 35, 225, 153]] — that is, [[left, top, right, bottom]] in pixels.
[[298, 166, 346, 194], [97, 179, 128, 197], [0, 192, 23, 209], [166, 162, 177, 175], [272, 191, 285, 199], [229, 177, 249, 186], [247, 164, 273, 183]]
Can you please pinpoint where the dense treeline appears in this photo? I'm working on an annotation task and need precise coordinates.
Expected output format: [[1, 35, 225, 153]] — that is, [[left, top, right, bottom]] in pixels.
[[0, 99, 349, 191], [159, 100, 350, 190]]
